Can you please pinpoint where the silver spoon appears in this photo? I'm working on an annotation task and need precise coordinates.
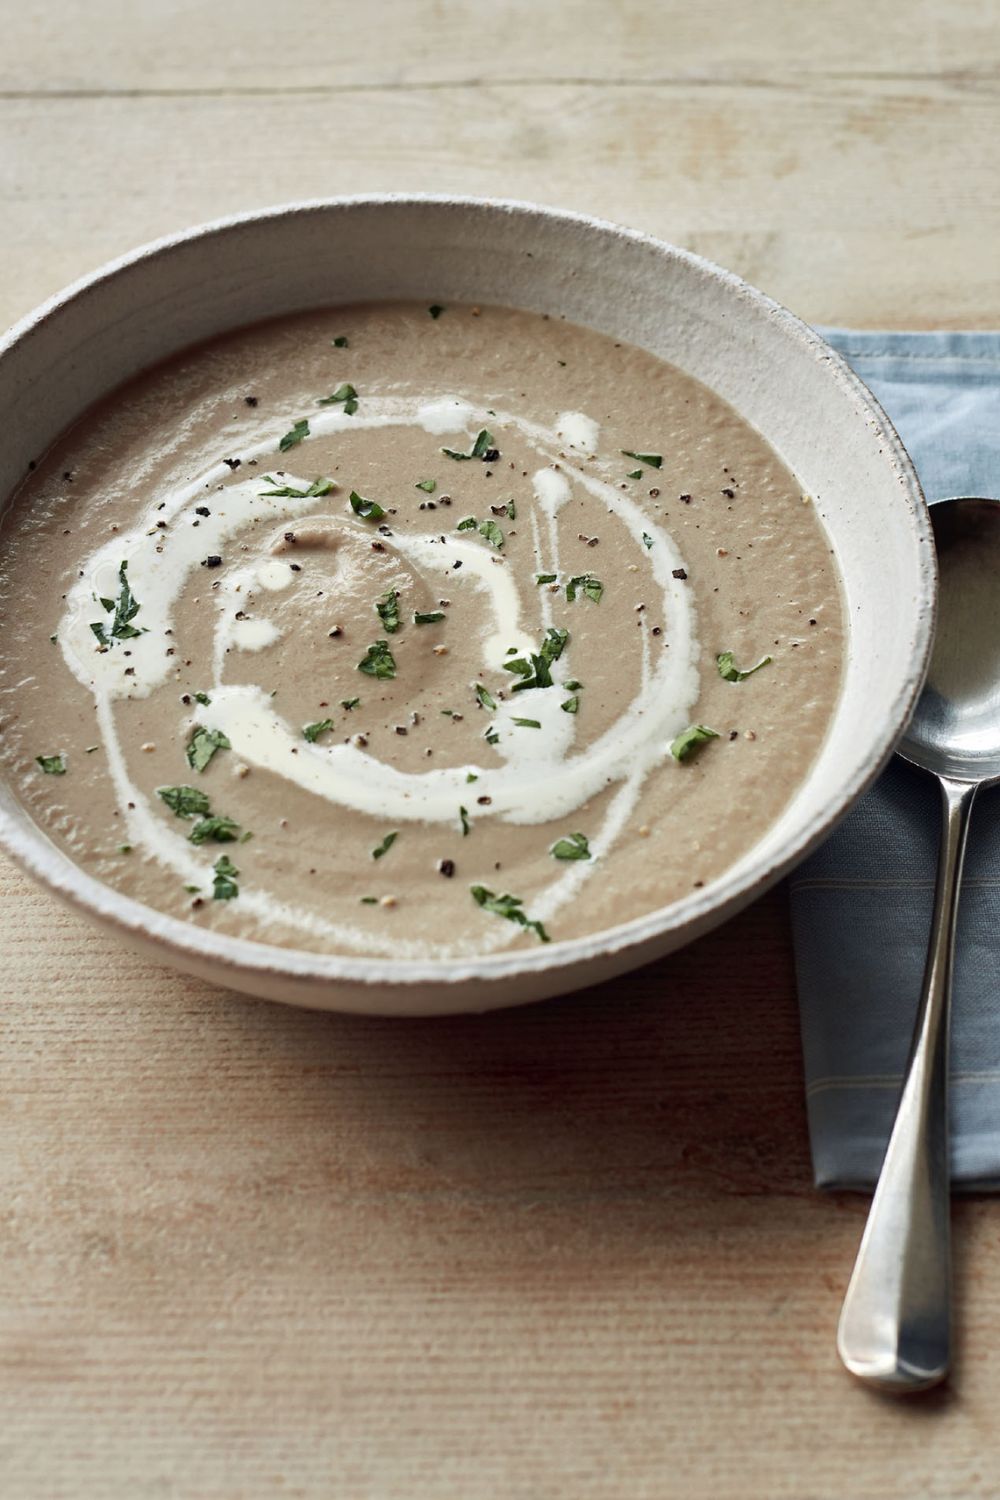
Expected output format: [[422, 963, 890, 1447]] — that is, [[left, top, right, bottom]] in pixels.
[[838, 495, 1000, 1392]]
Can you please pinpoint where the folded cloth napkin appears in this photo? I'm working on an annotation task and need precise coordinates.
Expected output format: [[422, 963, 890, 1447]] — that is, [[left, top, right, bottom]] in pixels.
[[791, 329, 1000, 1190]]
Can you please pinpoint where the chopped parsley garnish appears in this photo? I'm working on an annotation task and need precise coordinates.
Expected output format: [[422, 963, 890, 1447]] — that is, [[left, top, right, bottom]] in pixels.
[[415, 478, 437, 493], [512, 717, 541, 729], [566, 573, 603, 604], [465, 772, 478, 783], [157, 785, 211, 818], [561, 696, 579, 714], [443, 429, 495, 462], [118, 845, 133, 855], [279, 418, 310, 452], [717, 650, 773, 682], [258, 476, 333, 499], [376, 589, 401, 634], [212, 853, 239, 900], [317, 382, 358, 415], [303, 718, 334, 742], [91, 559, 143, 646], [186, 726, 231, 773], [541, 626, 568, 663], [428, 304, 444, 319], [189, 814, 242, 845], [475, 683, 496, 711], [535, 573, 557, 585], [36, 753, 66, 775], [509, 628, 569, 692], [627, 468, 643, 480], [341, 697, 360, 710], [503, 657, 531, 679], [194, 691, 211, 706], [414, 610, 445, 625], [642, 533, 654, 549], [357, 640, 397, 679], [360, 896, 378, 905], [470, 886, 549, 943], [459, 806, 471, 836], [551, 831, 591, 861], [332, 335, 349, 347], [621, 450, 662, 468], [478, 518, 504, 549], [670, 724, 719, 762], [372, 831, 398, 860], [456, 516, 478, 531], [564, 679, 582, 690], [349, 491, 386, 521], [484, 727, 500, 746]]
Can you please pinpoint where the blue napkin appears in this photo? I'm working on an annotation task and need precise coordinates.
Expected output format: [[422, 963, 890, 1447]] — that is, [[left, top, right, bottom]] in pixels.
[[791, 329, 1000, 1189]]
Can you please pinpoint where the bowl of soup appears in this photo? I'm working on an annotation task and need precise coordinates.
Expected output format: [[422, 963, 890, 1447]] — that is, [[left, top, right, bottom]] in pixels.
[[0, 197, 935, 1014]]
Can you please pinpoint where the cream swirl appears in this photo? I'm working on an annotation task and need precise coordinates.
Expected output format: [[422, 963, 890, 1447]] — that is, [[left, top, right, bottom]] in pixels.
[[57, 398, 700, 956]]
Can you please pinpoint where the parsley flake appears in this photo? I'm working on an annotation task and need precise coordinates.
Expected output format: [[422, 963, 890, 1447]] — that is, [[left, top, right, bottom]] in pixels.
[[258, 477, 333, 499], [36, 753, 66, 775], [428, 304, 445, 319], [717, 651, 773, 682], [414, 610, 445, 625], [621, 450, 662, 468], [341, 697, 360, 710], [566, 574, 603, 604], [349, 491, 386, 521], [670, 724, 719, 762], [475, 684, 496, 711], [357, 640, 397, 679], [627, 468, 643, 480], [186, 726, 231, 773], [212, 854, 239, 900], [415, 478, 437, 493], [279, 418, 310, 452], [535, 573, 557, 585], [332, 335, 349, 347], [372, 831, 398, 860], [478, 518, 504, 549], [561, 696, 579, 714], [317, 382, 358, 415], [642, 533, 654, 549], [443, 429, 495, 462], [91, 559, 143, 646], [376, 589, 401, 634], [193, 691, 211, 706], [551, 832, 591, 861], [470, 886, 549, 943], [459, 806, 471, 837], [303, 718, 334, 742], [512, 717, 541, 729], [158, 785, 211, 818], [189, 815, 242, 846], [456, 516, 478, 531]]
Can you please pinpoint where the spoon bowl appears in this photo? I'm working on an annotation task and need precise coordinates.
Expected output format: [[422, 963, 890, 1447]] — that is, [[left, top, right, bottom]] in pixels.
[[901, 497, 1000, 785]]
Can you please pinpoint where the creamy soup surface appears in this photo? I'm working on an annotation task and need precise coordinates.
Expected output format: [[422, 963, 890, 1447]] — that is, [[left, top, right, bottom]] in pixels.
[[0, 303, 845, 958]]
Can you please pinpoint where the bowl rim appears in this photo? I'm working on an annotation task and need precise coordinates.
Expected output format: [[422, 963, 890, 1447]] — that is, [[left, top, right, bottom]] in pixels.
[[0, 193, 936, 990]]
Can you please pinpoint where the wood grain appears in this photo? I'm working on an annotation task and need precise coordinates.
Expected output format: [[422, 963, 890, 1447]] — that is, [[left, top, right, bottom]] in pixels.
[[2, 3, 999, 1495]]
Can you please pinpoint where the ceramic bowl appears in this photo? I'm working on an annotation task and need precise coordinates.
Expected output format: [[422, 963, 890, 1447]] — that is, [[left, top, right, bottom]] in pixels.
[[0, 197, 935, 1015]]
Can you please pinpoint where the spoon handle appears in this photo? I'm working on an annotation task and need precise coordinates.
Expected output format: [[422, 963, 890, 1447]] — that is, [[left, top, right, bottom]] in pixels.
[[837, 774, 977, 1392]]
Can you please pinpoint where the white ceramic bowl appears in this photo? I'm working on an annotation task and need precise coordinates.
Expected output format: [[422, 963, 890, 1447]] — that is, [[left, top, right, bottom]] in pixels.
[[0, 197, 935, 1015]]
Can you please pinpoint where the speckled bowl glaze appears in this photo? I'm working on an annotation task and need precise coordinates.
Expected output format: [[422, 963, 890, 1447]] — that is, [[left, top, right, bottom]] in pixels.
[[0, 197, 935, 1015]]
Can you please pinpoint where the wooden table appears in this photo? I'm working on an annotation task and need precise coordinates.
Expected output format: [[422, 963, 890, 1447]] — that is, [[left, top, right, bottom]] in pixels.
[[2, 5, 998, 1495]]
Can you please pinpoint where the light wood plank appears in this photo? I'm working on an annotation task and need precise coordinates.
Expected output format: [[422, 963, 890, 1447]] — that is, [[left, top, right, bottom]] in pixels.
[[1, 79, 998, 330], [2, 0, 999, 92]]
